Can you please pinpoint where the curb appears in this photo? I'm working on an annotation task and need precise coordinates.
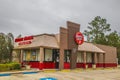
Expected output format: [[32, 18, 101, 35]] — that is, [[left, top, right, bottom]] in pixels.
[[0, 68, 118, 76], [0, 70, 41, 77]]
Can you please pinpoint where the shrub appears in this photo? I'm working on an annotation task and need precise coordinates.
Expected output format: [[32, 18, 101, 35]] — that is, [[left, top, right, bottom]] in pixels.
[[11, 62, 21, 70], [0, 64, 9, 71], [0, 62, 21, 71]]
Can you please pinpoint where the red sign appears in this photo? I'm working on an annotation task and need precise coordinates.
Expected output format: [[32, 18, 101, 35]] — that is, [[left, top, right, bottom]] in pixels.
[[15, 36, 33, 42], [15, 38, 23, 42], [18, 41, 32, 45], [15, 36, 33, 45], [74, 32, 84, 45], [24, 36, 33, 40]]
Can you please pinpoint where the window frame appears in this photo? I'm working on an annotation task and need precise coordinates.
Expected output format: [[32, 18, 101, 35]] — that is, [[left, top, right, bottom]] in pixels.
[[64, 50, 71, 63], [44, 48, 53, 62], [77, 51, 84, 63], [23, 49, 39, 61]]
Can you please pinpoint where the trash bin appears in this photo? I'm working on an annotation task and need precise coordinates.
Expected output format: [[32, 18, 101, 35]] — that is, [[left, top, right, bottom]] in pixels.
[[85, 65, 88, 69], [39, 77, 57, 80], [92, 64, 96, 69], [25, 65, 31, 70]]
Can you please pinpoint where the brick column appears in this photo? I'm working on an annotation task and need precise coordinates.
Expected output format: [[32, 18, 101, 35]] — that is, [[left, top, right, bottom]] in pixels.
[[39, 47, 44, 70], [67, 21, 80, 69], [20, 49, 23, 63], [59, 27, 68, 70], [83, 52, 87, 68], [59, 49, 64, 70], [59, 21, 80, 70], [94, 53, 97, 64], [93, 53, 97, 68], [103, 53, 105, 68]]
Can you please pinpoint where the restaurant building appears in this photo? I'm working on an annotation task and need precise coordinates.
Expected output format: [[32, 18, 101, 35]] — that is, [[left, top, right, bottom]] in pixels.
[[13, 21, 117, 70]]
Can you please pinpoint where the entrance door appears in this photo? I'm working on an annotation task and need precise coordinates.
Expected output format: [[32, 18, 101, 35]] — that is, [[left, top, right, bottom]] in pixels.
[[53, 49, 59, 69]]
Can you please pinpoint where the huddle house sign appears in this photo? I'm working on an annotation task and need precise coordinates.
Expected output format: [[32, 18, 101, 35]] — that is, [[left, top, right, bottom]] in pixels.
[[15, 36, 33, 45], [74, 32, 84, 45]]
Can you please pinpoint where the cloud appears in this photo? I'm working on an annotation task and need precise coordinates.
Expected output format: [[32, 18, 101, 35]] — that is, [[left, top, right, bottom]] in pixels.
[[0, 0, 120, 37]]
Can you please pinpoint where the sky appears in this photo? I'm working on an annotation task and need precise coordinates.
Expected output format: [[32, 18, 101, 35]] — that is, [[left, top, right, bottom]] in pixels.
[[0, 0, 120, 38]]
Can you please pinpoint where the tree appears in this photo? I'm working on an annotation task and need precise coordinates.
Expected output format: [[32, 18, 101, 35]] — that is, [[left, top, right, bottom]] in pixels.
[[117, 48, 120, 64], [84, 16, 120, 64], [106, 31, 120, 47], [17, 34, 22, 38], [0, 33, 14, 63], [0, 33, 6, 63], [7, 33, 14, 61], [84, 16, 111, 43]]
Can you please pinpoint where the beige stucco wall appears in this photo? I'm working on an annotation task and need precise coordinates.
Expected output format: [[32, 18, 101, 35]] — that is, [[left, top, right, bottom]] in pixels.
[[12, 50, 20, 62], [95, 44, 117, 63]]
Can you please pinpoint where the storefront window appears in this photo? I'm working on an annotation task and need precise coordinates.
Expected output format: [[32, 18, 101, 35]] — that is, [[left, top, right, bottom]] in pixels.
[[44, 48, 53, 61], [26, 50, 31, 61], [64, 50, 71, 62], [53, 49, 59, 62], [23, 49, 39, 61], [31, 50, 39, 61], [23, 51, 26, 61], [77, 52, 83, 63], [86, 53, 92, 63]]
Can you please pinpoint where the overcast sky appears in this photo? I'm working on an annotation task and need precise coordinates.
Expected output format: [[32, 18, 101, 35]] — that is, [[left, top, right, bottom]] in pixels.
[[0, 0, 120, 38]]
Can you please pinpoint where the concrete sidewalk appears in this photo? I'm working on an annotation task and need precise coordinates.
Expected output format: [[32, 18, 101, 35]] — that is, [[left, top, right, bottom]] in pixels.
[[0, 67, 117, 75], [0, 68, 120, 80]]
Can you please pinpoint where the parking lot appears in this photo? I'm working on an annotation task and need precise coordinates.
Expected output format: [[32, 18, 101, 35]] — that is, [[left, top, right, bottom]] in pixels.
[[0, 69, 120, 80]]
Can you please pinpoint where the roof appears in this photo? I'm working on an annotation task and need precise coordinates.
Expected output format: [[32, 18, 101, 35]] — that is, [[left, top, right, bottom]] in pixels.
[[14, 34, 59, 49], [78, 42, 105, 53], [14, 33, 105, 53]]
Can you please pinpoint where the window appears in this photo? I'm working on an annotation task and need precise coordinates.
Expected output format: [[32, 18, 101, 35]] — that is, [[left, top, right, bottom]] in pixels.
[[31, 50, 36, 61], [23, 49, 39, 61], [53, 49, 59, 62], [86, 53, 92, 63], [31, 50, 39, 61], [26, 50, 31, 61], [44, 48, 53, 61], [77, 52, 83, 63], [23, 51, 26, 61], [64, 50, 71, 62]]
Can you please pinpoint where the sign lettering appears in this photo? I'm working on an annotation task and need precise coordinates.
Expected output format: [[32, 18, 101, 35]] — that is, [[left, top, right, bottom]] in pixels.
[[15, 36, 33, 45]]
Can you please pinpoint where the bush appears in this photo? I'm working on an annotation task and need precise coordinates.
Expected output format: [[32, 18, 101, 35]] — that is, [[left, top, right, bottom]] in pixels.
[[0, 62, 21, 71], [10, 62, 21, 70], [0, 64, 9, 71]]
